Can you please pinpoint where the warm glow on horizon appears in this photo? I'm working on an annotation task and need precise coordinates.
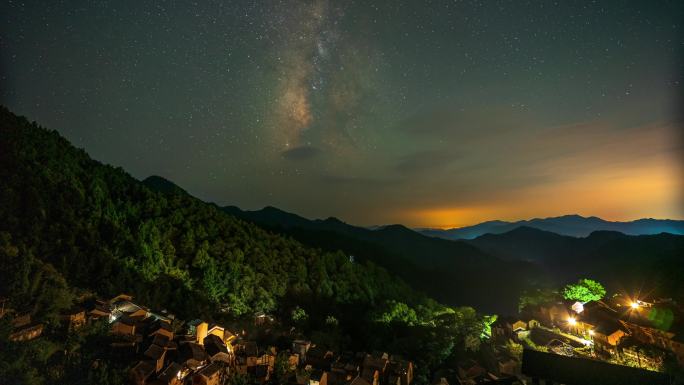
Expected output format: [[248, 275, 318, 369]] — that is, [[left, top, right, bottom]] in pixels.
[[400, 145, 682, 229]]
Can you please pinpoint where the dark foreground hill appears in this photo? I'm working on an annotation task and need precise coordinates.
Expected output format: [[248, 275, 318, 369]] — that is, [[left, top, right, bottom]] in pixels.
[[420, 214, 684, 239], [468, 226, 684, 299]]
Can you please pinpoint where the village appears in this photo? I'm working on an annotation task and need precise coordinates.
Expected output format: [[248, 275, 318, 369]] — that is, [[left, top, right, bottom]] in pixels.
[[2, 294, 416, 385], [478, 293, 684, 384], [3, 290, 683, 385]]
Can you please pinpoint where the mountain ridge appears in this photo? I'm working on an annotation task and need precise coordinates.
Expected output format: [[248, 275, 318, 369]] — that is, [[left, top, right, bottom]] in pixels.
[[420, 214, 684, 239]]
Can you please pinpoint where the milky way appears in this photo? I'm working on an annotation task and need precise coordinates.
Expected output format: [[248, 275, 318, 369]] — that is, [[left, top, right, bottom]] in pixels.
[[1, 0, 682, 226]]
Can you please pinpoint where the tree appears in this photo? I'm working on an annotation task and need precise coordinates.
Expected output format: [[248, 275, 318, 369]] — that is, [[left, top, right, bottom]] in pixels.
[[325, 315, 338, 327], [291, 306, 308, 324], [562, 279, 606, 303], [376, 300, 418, 325]]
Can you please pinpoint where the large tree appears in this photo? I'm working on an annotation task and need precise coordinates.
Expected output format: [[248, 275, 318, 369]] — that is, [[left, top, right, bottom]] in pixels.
[[562, 278, 606, 303]]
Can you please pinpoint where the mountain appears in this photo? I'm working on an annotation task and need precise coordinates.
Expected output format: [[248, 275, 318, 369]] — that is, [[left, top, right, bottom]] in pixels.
[[141, 175, 189, 196], [208, 205, 539, 313], [419, 214, 684, 239], [467, 226, 684, 299], [0, 105, 437, 324]]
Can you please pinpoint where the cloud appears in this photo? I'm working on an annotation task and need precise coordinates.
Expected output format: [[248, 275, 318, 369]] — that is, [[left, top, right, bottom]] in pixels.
[[281, 145, 322, 161]]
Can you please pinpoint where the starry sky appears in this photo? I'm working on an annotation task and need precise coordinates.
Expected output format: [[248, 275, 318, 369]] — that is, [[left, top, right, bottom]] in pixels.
[[2, 0, 683, 228]]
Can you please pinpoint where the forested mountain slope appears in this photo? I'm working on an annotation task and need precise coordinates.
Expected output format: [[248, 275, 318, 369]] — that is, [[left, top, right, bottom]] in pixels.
[[0, 106, 431, 321]]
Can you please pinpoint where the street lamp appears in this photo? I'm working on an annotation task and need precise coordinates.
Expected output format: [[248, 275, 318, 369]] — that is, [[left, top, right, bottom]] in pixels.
[[631, 301, 639, 309]]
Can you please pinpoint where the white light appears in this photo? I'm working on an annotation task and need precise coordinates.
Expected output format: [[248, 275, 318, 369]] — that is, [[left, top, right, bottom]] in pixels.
[[588, 330, 595, 336], [631, 302, 639, 309], [567, 317, 577, 326]]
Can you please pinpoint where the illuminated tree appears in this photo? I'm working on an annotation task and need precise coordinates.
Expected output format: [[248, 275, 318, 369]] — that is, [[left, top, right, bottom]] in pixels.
[[291, 306, 308, 324], [562, 279, 606, 303], [376, 300, 418, 325]]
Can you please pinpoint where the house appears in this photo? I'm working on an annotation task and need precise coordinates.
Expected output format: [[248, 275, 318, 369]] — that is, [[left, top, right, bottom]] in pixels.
[[578, 306, 627, 350], [247, 364, 270, 384], [110, 333, 141, 353], [456, 360, 487, 384], [148, 319, 174, 340], [179, 342, 209, 370], [310, 370, 328, 385], [511, 320, 527, 333], [242, 341, 259, 367], [9, 323, 43, 342], [62, 307, 86, 330], [258, 347, 277, 369], [349, 377, 372, 385], [192, 362, 222, 385], [156, 362, 182, 385], [361, 352, 388, 385], [151, 333, 174, 350], [144, 343, 167, 373], [0, 297, 10, 319], [496, 356, 519, 377], [619, 337, 667, 371], [224, 329, 237, 345], [293, 339, 312, 361], [331, 351, 361, 381], [307, 346, 335, 370], [12, 312, 31, 328], [288, 353, 300, 370], [112, 315, 137, 335], [386, 356, 413, 385], [669, 334, 684, 365], [130, 360, 156, 384], [254, 312, 274, 326], [109, 293, 134, 305], [207, 324, 225, 340], [204, 334, 231, 364], [327, 369, 355, 385], [528, 302, 569, 327], [88, 301, 112, 320], [619, 317, 675, 351]]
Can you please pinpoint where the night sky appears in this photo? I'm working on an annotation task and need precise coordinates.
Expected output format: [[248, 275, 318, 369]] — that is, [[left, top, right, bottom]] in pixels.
[[2, 0, 682, 228]]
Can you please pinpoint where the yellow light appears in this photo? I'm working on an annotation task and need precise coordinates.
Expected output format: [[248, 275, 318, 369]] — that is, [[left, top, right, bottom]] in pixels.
[[568, 317, 577, 326], [631, 302, 639, 309], [588, 330, 594, 336]]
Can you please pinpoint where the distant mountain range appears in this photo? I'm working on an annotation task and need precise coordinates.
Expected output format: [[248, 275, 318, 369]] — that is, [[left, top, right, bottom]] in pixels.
[[418, 215, 684, 239]]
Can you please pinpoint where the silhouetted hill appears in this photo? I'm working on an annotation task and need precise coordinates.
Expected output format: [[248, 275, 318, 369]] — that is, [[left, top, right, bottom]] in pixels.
[[142, 175, 188, 196], [219, 206, 537, 313], [420, 214, 684, 239]]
